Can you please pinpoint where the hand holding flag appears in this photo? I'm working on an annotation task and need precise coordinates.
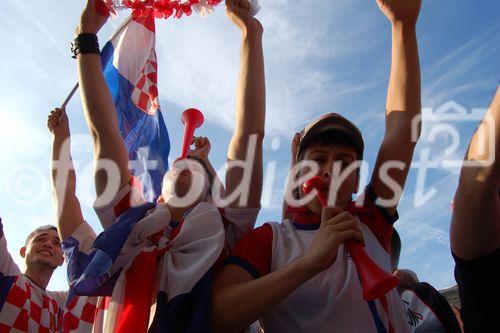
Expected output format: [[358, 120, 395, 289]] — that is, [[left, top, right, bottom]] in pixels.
[[77, 0, 109, 34]]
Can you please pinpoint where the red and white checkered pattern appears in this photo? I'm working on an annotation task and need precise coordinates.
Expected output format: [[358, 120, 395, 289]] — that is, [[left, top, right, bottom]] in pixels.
[[0, 276, 62, 333], [131, 50, 159, 115], [61, 295, 109, 333]]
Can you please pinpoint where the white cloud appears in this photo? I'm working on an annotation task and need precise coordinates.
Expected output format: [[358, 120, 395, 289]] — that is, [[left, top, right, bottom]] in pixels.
[[151, 0, 384, 137]]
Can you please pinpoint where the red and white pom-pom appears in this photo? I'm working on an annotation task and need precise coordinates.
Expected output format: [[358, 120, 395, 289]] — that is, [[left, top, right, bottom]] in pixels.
[[95, 0, 260, 19]]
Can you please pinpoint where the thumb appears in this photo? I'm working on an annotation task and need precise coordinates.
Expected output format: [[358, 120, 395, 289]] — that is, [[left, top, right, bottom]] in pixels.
[[321, 206, 343, 224]]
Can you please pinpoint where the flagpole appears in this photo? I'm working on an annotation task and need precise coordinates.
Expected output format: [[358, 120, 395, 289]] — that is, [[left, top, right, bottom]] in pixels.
[[60, 15, 134, 109]]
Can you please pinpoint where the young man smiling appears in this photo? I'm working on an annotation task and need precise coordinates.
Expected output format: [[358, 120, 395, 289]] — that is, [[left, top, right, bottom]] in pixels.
[[212, 0, 423, 332], [0, 220, 65, 332]]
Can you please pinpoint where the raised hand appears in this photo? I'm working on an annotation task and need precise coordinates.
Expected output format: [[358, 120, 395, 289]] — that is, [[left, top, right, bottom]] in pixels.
[[226, 0, 263, 34], [76, 0, 109, 35], [376, 0, 421, 25], [47, 108, 70, 136], [188, 136, 211, 160]]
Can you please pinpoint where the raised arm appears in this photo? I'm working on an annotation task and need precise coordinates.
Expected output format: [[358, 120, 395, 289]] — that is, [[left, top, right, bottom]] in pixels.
[[225, 0, 266, 209], [48, 108, 85, 241], [451, 86, 500, 260], [0, 218, 21, 275], [371, 0, 422, 215], [76, 0, 131, 197]]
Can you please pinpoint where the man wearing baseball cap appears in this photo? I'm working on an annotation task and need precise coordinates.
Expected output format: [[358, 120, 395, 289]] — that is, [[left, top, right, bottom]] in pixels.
[[212, 0, 423, 332]]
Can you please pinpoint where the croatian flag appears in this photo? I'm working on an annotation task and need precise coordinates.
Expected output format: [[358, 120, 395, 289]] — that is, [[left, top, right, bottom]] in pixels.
[[100, 14, 169, 201]]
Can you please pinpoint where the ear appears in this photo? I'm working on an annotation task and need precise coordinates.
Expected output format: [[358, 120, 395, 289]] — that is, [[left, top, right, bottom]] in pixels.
[[56, 254, 64, 267], [19, 247, 27, 258]]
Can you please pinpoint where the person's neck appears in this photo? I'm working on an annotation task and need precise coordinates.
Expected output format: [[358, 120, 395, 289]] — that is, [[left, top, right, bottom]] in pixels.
[[169, 204, 196, 222], [23, 263, 54, 290]]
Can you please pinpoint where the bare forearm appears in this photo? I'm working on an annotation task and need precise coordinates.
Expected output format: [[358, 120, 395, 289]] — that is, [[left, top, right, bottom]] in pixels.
[[212, 258, 314, 332], [386, 23, 421, 136], [463, 86, 500, 185], [227, 30, 266, 208], [232, 31, 266, 138], [51, 133, 84, 240], [451, 87, 500, 259], [51, 132, 76, 195], [77, 54, 120, 136]]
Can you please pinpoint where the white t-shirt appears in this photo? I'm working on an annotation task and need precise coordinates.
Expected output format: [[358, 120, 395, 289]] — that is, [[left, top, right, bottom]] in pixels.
[[228, 186, 411, 333]]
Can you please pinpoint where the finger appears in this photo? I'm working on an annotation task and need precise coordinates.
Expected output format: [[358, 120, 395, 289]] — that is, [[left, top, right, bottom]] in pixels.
[[225, 0, 234, 10], [334, 221, 363, 240], [335, 229, 365, 247], [241, 0, 251, 11], [322, 208, 348, 225], [326, 219, 358, 233], [321, 206, 336, 224]]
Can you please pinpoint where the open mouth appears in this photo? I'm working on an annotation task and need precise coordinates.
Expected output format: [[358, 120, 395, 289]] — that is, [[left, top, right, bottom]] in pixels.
[[38, 250, 53, 257]]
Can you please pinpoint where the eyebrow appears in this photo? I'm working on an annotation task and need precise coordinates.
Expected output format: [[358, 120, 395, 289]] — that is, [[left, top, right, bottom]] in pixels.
[[336, 153, 356, 159], [309, 149, 329, 154], [33, 233, 61, 242]]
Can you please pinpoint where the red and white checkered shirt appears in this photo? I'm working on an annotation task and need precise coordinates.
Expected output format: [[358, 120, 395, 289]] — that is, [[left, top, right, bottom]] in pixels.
[[0, 223, 67, 333], [0, 275, 66, 333]]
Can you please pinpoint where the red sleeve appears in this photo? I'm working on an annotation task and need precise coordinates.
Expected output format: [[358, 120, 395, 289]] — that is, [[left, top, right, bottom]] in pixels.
[[224, 224, 273, 278], [351, 184, 397, 252]]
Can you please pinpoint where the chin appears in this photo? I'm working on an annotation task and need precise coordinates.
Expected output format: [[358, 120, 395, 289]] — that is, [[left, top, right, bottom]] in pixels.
[[33, 257, 58, 268]]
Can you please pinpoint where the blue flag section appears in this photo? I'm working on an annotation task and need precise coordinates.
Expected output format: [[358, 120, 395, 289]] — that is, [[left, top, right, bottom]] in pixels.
[[100, 15, 170, 201]]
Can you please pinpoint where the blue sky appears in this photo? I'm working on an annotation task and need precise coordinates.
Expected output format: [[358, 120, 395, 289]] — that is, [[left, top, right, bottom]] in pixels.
[[0, 0, 499, 291]]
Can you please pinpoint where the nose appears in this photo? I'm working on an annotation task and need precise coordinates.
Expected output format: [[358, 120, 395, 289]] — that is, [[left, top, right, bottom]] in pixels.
[[43, 240, 53, 250]]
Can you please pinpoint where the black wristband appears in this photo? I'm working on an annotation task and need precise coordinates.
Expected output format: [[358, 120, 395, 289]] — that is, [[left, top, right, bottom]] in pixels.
[[71, 33, 100, 59]]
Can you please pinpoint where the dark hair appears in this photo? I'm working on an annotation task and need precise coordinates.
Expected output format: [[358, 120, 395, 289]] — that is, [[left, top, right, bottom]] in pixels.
[[186, 156, 214, 197], [297, 131, 361, 162], [25, 225, 58, 246], [390, 229, 401, 271]]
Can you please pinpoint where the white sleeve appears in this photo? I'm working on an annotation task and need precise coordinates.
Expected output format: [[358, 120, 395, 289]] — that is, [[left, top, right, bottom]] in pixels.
[[65, 221, 97, 255], [0, 219, 21, 276], [221, 207, 260, 251], [93, 177, 146, 230]]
